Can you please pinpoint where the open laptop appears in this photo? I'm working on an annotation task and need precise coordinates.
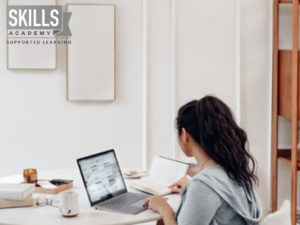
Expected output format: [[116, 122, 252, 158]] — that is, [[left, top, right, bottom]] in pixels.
[[77, 149, 150, 214]]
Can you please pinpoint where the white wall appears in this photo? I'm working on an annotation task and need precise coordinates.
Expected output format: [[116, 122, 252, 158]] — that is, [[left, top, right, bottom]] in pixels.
[[0, 0, 144, 176], [175, 0, 237, 161], [0, 0, 275, 214], [240, 0, 272, 213], [146, 0, 237, 164]]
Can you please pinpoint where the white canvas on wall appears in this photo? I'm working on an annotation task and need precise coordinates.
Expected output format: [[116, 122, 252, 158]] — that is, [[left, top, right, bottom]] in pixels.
[[67, 4, 115, 101], [7, 0, 57, 69]]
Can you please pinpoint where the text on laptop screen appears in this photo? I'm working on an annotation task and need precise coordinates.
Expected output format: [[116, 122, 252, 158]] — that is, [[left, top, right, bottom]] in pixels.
[[78, 151, 126, 203]]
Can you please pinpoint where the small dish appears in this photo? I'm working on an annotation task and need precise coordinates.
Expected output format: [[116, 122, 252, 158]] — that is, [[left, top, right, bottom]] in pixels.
[[123, 170, 149, 179]]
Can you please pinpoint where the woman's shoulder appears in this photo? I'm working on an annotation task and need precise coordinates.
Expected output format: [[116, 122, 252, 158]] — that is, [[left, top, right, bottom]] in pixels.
[[187, 177, 221, 195], [194, 164, 227, 179], [193, 164, 236, 188], [182, 165, 262, 224], [183, 176, 223, 204], [188, 164, 245, 203], [188, 177, 219, 192], [183, 180, 223, 209]]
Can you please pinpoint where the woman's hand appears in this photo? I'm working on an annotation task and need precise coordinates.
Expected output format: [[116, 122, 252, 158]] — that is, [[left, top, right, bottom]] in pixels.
[[143, 195, 170, 214], [144, 196, 177, 225], [168, 176, 190, 193]]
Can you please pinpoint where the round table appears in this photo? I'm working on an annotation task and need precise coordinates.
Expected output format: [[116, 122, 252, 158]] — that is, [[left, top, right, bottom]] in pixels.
[[0, 168, 180, 225]]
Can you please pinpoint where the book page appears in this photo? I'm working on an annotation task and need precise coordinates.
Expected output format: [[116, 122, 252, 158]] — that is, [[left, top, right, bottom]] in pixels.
[[129, 178, 171, 196], [129, 156, 189, 195], [150, 156, 189, 184]]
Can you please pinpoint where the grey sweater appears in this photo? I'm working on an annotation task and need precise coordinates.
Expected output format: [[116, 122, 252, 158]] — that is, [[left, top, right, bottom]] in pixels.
[[175, 165, 262, 225]]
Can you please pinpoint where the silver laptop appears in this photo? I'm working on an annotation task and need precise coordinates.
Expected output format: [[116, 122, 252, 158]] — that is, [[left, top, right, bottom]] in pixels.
[[77, 149, 150, 214]]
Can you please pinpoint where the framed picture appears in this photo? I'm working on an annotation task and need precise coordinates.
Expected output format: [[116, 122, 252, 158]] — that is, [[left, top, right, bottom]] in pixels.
[[66, 4, 115, 101], [6, 0, 57, 70]]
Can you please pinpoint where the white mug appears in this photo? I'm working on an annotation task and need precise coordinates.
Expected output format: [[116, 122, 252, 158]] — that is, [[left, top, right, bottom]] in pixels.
[[59, 191, 79, 217]]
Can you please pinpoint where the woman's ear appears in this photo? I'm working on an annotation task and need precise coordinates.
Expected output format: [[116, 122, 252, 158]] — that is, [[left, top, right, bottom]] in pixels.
[[181, 128, 190, 144], [178, 128, 193, 157]]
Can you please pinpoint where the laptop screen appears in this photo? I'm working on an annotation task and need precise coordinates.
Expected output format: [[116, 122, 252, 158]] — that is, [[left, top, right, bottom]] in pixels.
[[77, 150, 127, 205]]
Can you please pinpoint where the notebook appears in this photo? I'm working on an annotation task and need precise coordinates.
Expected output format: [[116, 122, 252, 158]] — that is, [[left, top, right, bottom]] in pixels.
[[35, 180, 73, 194], [0, 183, 35, 200], [129, 156, 189, 195]]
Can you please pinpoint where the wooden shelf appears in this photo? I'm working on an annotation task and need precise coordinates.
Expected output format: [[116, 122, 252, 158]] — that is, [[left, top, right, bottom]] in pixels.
[[272, 1, 300, 224], [278, 50, 300, 119], [278, 149, 300, 169], [279, 0, 300, 3]]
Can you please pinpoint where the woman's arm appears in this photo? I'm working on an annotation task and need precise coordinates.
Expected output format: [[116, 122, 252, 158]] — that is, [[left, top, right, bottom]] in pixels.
[[144, 195, 177, 225], [159, 202, 177, 225], [145, 180, 222, 225]]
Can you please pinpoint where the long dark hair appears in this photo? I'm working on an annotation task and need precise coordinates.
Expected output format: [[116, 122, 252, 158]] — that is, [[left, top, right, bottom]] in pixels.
[[176, 96, 258, 191]]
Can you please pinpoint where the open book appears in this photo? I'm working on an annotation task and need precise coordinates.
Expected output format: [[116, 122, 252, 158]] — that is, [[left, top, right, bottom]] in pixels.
[[129, 156, 189, 196]]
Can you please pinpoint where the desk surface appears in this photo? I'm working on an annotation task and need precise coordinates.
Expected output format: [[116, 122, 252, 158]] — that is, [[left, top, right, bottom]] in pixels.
[[0, 169, 180, 225]]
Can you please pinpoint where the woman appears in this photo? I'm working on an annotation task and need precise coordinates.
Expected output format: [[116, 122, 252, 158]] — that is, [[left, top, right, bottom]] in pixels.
[[144, 96, 262, 225]]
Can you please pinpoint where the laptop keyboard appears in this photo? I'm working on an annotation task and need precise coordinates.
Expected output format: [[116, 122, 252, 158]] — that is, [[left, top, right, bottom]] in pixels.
[[97, 192, 148, 210]]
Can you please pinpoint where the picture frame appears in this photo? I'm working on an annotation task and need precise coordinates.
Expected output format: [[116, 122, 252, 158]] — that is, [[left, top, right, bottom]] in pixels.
[[66, 4, 115, 101], [6, 0, 57, 70]]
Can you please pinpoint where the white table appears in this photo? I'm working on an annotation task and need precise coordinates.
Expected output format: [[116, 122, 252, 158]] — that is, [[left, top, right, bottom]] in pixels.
[[0, 169, 180, 225]]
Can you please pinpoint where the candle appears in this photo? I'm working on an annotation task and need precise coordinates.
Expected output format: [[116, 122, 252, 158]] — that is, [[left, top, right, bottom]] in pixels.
[[23, 168, 38, 183]]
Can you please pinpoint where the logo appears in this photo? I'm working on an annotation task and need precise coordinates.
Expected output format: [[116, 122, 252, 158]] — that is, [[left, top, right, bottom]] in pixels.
[[6, 5, 72, 45]]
